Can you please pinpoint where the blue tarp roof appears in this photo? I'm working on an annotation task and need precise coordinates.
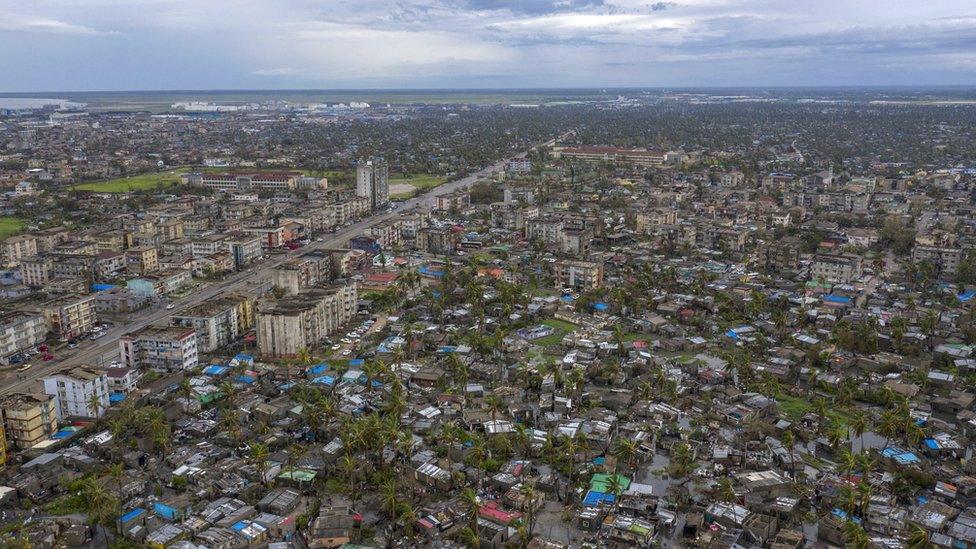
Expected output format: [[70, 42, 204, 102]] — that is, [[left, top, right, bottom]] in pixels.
[[924, 438, 939, 450], [312, 375, 336, 385], [203, 365, 227, 375], [725, 329, 739, 340], [236, 375, 255, 384], [583, 491, 615, 506], [120, 508, 145, 523], [823, 294, 851, 304], [109, 393, 125, 403], [306, 364, 327, 376], [91, 284, 116, 292], [593, 302, 608, 311], [959, 290, 976, 302], [348, 358, 364, 366]]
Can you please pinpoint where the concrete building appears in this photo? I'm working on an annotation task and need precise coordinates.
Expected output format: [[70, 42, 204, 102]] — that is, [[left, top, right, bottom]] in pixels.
[[257, 282, 358, 358], [39, 294, 97, 340], [811, 253, 864, 284], [0, 393, 58, 449], [183, 171, 314, 192], [119, 325, 198, 371], [416, 227, 459, 255], [912, 246, 964, 276], [0, 235, 38, 268], [433, 190, 470, 212], [356, 159, 389, 210], [42, 366, 110, 419], [0, 312, 48, 363], [125, 245, 159, 275], [552, 145, 673, 167], [554, 259, 604, 291], [126, 269, 192, 298], [172, 294, 255, 353]]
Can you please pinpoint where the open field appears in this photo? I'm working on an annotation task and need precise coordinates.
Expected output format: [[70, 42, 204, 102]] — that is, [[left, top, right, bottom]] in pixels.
[[0, 218, 26, 239], [534, 318, 579, 346], [389, 174, 449, 198], [72, 169, 188, 192]]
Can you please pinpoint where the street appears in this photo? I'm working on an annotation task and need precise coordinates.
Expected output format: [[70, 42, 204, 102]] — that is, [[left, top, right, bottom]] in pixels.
[[0, 153, 519, 397]]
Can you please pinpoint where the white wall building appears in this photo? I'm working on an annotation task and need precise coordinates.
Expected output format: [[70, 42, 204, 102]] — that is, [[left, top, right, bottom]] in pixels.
[[43, 366, 110, 419]]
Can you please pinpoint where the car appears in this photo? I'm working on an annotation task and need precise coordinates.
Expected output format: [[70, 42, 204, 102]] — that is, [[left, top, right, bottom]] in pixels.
[[38, 344, 49, 352], [68, 342, 77, 349], [166, 304, 175, 310], [16, 364, 31, 372], [316, 238, 323, 242], [42, 354, 54, 361], [340, 349, 352, 357], [331, 344, 341, 351]]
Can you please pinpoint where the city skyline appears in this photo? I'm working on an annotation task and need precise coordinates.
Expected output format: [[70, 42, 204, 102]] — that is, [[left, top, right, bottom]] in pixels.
[[3, 0, 976, 91]]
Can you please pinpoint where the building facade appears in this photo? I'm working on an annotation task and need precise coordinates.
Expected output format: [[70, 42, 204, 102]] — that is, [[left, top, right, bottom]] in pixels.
[[119, 325, 199, 371], [356, 159, 389, 210], [42, 366, 110, 419], [257, 282, 358, 358]]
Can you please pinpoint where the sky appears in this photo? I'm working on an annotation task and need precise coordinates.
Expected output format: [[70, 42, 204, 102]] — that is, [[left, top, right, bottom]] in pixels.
[[2, 0, 976, 91]]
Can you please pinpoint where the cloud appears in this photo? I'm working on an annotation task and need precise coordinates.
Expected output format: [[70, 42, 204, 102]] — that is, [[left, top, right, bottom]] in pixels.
[[0, 12, 107, 35], [251, 68, 298, 76]]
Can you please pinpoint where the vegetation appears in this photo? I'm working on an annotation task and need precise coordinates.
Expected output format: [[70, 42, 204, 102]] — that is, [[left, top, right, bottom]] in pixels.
[[0, 217, 26, 239]]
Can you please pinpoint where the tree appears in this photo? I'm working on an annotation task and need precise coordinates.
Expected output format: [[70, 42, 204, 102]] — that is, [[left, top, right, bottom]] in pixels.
[[87, 392, 104, 419], [843, 520, 870, 549], [907, 525, 933, 549], [716, 477, 736, 503], [613, 439, 637, 474], [249, 443, 270, 486], [462, 488, 482, 532]]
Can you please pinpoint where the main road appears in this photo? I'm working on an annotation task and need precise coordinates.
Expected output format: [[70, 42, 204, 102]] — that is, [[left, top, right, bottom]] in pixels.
[[0, 146, 546, 397]]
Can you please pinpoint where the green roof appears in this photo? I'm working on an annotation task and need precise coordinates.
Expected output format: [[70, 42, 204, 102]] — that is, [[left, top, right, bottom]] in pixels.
[[590, 473, 631, 493], [278, 469, 316, 482]]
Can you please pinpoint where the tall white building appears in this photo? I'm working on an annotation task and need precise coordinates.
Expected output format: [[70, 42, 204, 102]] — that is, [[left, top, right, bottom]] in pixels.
[[356, 159, 389, 210], [43, 366, 110, 419]]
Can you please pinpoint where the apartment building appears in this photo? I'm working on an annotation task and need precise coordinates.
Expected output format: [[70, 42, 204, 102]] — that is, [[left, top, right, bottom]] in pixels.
[[416, 227, 459, 255], [553, 259, 604, 291], [433, 190, 470, 212], [1, 234, 38, 268], [0, 312, 48, 363], [0, 393, 58, 449], [490, 202, 538, 232], [365, 219, 403, 250], [356, 159, 389, 210], [257, 282, 358, 358], [119, 325, 199, 371], [634, 209, 678, 234], [20, 255, 53, 286], [40, 293, 97, 340], [912, 246, 964, 276], [811, 253, 864, 284], [172, 294, 254, 353], [125, 245, 159, 275], [42, 366, 110, 419], [126, 269, 192, 298]]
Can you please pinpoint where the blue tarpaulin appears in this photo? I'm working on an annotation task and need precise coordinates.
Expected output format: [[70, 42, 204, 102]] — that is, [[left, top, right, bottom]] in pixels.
[[91, 284, 116, 292], [593, 302, 609, 311], [236, 375, 255, 384], [823, 294, 851, 304], [348, 358, 364, 367], [120, 508, 145, 523], [583, 491, 615, 506], [203, 365, 227, 376]]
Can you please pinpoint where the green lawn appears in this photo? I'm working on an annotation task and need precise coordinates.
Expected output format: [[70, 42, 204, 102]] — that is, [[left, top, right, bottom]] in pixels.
[[389, 174, 448, 198], [0, 218, 25, 239], [72, 169, 189, 192]]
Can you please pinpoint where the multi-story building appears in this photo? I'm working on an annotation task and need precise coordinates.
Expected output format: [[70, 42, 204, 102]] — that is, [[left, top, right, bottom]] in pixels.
[[42, 366, 110, 419], [1, 235, 38, 268], [226, 233, 263, 269], [634, 209, 678, 234], [126, 269, 192, 298], [356, 159, 389, 210], [811, 253, 864, 284], [416, 227, 459, 255], [365, 219, 403, 250], [552, 146, 672, 167], [183, 171, 311, 192], [125, 245, 159, 275], [172, 294, 255, 353], [39, 294, 97, 340], [0, 312, 48, 364], [912, 246, 964, 276], [119, 325, 198, 371], [433, 190, 470, 212], [20, 255, 53, 286], [553, 259, 604, 291], [257, 282, 358, 358], [0, 393, 58, 449], [490, 202, 538, 232], [503, 186, 536, 205]]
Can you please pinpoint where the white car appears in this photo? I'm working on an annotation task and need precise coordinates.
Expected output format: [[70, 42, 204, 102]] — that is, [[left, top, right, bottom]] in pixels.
[[331, 344, 341, 351], [166, 304, 175, 310], [340, 349, 352, 357]]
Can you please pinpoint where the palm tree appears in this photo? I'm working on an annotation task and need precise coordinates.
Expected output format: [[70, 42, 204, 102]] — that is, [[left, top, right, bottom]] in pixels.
[[249, 442, 270, 485], [82, 476, 118, 547], [294, 346, 313, 381], [716, 477, 736, 503], [519, 482, 539, 542], [781, 430, 796, 480], [843, 520, 870, 549], [485, 394, 504, 424], [87, 392, 104, 419], [849, 413, 868, 453], [462, 488, 482, 532], [380, 478, 398, 521], [606, 474, 624, 516], [907, 525, 933, 549], [613, 439, 637, 474]]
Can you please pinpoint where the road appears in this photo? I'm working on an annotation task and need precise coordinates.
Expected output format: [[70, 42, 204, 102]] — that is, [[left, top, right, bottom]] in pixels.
[[0, 151, 526, 397]]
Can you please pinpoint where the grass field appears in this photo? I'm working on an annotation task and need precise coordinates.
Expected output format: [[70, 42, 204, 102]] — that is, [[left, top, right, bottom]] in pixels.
[[72, 169, 188, 192], [389, 174, 449, 198], [0, 218, 25, 239]]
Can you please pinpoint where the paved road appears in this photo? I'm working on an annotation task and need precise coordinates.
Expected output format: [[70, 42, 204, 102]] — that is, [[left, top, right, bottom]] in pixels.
[[0, 152, 523, 397]]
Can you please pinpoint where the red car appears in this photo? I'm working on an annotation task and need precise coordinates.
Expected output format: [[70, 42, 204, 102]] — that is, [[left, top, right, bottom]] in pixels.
[[42, 354, 54, 361], [39, 344, 49, 352]]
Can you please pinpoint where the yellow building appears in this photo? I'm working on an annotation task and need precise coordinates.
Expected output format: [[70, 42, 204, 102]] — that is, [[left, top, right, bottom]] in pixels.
[[0, 393, 57, 450]]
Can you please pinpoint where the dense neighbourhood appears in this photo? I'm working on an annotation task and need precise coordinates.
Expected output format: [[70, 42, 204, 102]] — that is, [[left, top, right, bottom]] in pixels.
[[0, 92, 974, 548]]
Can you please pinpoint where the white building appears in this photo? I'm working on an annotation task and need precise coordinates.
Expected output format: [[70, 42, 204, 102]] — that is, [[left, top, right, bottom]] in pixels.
[[356, 159, 389, 210], [43, 366, 110, 419], [119, 325, 198, 371]]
